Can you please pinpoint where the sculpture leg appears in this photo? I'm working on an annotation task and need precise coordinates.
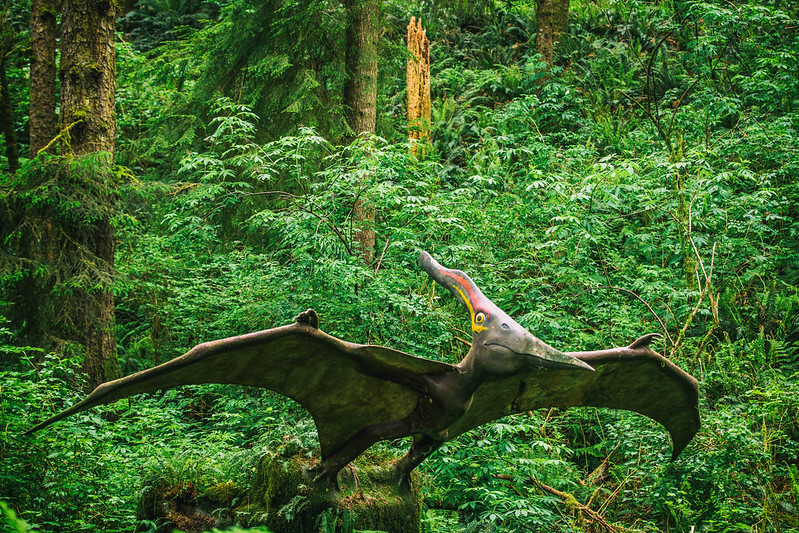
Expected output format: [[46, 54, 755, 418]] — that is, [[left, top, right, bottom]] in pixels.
[[315, 417, 416, 488], [393, 434, 442, 491]]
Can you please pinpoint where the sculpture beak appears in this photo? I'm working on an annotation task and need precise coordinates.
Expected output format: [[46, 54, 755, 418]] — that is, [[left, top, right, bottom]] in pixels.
[[523, 342, 595, 371], [489, 322, 595, 372]]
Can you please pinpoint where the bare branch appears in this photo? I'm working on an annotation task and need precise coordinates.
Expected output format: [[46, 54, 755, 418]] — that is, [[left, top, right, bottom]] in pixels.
[[596, 285, 674, 345]]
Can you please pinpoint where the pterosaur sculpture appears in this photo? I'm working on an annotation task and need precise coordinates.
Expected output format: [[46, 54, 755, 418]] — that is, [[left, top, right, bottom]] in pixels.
[[26, 252, 700, 489]]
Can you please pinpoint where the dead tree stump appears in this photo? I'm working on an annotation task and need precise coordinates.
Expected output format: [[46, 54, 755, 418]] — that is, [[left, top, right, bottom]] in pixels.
[[407, 16, 431, 156]]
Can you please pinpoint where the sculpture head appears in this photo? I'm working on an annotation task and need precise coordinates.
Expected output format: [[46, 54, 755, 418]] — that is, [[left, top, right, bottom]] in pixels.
[[420, 251, 594, 376]]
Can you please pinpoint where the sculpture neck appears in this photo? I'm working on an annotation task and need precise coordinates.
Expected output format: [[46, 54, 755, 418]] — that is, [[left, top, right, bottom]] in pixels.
[[454, 345, 489, 393]]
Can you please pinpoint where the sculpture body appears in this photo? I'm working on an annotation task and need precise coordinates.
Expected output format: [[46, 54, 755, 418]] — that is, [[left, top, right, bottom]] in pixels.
[[26, 252, 700, 488]]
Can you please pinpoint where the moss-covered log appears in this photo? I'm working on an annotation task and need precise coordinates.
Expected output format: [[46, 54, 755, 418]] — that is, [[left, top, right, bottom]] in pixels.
[[136, 444, 421, 533]]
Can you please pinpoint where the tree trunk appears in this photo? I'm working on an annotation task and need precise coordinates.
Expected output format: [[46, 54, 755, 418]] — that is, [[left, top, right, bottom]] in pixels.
[[344, 0, 380, 263], [344, 0, 379, 137], [536, 0, 569, 66], [29, 0, 58, 155], [60, 0, 116, 154], [406, 16, 430, 156], [0, 52, 19, 173], [59, 0, 120, 388], [553, 0, 569, 43]]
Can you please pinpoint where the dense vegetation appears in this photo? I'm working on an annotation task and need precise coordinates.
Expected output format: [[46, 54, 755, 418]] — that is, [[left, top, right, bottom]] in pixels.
[[1, 0, 798, 531]]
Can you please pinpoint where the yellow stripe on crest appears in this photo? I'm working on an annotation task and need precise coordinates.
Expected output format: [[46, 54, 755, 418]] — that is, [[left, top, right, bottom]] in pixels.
[[454, 286, 488, 333]]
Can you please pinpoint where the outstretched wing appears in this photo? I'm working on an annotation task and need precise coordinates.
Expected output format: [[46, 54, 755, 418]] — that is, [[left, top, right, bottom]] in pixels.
[[446, 335, 700, 458], [25, 320, 453, 458]]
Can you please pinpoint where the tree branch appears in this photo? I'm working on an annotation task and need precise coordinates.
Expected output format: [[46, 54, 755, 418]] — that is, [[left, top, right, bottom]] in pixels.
[[35, 118, 84, 156], [594, 285, 673, 345]]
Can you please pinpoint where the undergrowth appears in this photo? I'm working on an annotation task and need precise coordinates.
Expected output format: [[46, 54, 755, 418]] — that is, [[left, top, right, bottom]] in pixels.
[[2, 0, 799, 530]]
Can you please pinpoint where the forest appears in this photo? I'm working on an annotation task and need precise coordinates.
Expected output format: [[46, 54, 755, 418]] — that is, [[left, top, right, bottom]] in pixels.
[[0, 0, 798, 530]]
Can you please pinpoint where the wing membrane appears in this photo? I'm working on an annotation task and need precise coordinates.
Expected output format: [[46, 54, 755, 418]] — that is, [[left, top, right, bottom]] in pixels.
[[447, 345, 700, 458], [26, 322, 453, 457]]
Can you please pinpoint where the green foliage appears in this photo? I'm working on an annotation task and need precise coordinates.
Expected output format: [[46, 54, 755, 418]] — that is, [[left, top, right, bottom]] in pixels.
[[3, 0, 799, 530], [118, 0, 349, 175], [105, 83, 799, 532], [1, 501, 34, 532], [0, 155, 126, 353], [118, 0, 222, 52], [0, 333, 312, 531], [421, 416, 573, 530]]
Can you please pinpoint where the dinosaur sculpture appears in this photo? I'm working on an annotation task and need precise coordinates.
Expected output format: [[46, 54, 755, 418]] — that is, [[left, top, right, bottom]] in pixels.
[[26, 251, 700, 489]]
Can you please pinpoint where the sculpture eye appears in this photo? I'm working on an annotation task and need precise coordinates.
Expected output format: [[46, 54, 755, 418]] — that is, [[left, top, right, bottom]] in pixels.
[[475, 312, 486, 325]]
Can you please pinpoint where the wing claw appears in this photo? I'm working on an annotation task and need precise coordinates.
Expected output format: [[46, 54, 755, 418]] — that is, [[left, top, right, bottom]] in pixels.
[[628, 333, 661, 350], [294, 308, 319, 329]]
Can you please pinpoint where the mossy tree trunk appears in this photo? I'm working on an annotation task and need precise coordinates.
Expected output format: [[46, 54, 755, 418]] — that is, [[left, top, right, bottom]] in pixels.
[[29, 0, 58, 155], [0, 53, 19, 173], [344, 0, 380, 264], [60, 0, 116, 154], [553, 0, 569, 44], [344, 0, 379, 137], [0, 12, 19, 173], [58, 0, 120, 388], [536, 0, 569, 66]]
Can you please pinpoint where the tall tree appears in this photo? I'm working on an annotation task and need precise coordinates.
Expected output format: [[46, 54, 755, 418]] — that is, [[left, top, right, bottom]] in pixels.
[[60, 0, 115, 154], [29, 0, 57, 154], [343, 0, 379, 137], [536, 0, 568, 65], [0, 9, 19, 172], [58, 0, 120, 387], [343, 0, 380, 263]]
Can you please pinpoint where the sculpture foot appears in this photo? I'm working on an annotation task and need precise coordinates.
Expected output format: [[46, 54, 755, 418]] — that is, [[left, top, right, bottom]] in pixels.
[[303, 463, 340, 497], [397, 473, 413, 495], [388, 463, 414, 495]]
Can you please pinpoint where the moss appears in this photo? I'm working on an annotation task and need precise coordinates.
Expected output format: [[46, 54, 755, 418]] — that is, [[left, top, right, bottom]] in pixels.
[[136, 484, 167, 531], [238, 446, 421, 533], [136, 441, 421, 533], [63, 62, 103, 83], [102, 351, 122, 381], [203, 481, 244, 507], [240, 448, 323, 532], [137, 480, 221, 533], [335, 460, 422, 533]]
